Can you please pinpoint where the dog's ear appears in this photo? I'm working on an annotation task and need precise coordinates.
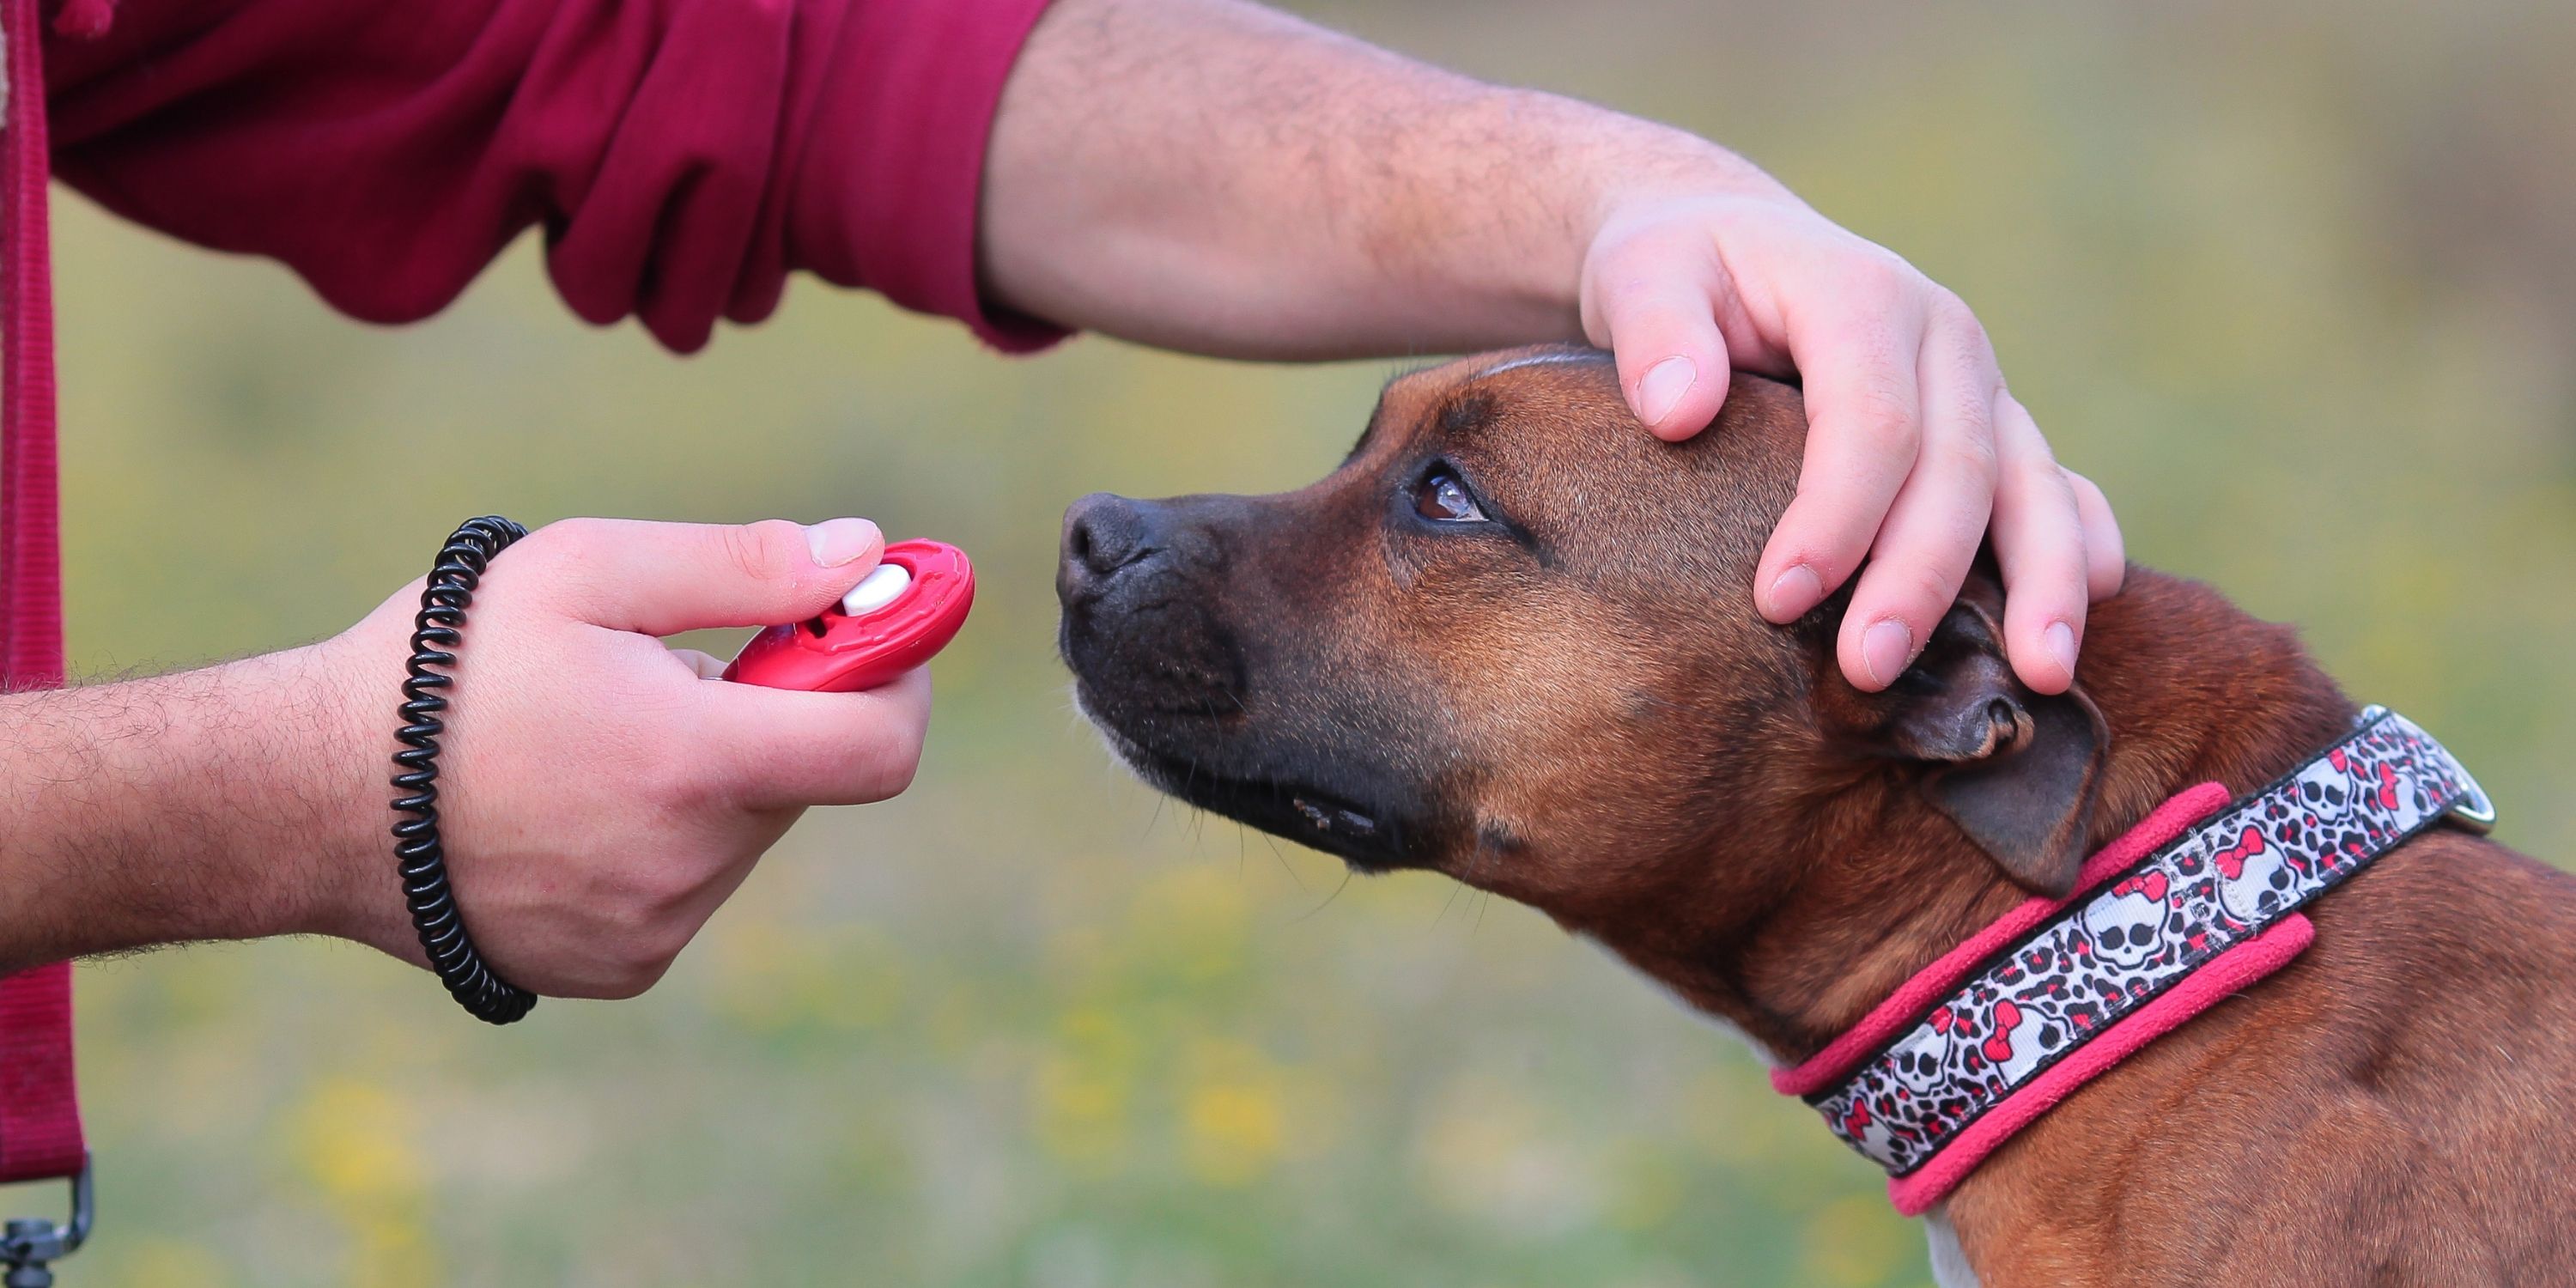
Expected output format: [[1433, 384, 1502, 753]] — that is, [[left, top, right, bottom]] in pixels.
[[1867, 584, 2108, 897]]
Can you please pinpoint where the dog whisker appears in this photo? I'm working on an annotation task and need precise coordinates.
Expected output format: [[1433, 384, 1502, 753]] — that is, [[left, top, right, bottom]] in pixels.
[[1255, 827, 1308, 893], [1292, 866, 1357, 924], [1437, 879, 1467, 928]]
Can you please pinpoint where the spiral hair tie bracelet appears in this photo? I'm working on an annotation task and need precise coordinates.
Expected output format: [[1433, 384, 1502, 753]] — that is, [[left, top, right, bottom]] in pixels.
[[388, 517, 538, 1024]]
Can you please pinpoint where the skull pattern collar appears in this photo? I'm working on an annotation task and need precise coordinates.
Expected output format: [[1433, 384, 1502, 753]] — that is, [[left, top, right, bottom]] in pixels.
[[1771, 708, 2493, 1215]]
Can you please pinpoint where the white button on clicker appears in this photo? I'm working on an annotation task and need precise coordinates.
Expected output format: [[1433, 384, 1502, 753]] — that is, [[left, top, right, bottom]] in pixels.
[[841, 563, 912, 617]]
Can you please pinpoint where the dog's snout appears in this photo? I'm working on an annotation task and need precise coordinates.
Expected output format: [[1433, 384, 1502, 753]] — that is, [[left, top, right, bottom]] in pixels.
[[1057, 489, 1252, 719], [1061, 492, 1167, 593]]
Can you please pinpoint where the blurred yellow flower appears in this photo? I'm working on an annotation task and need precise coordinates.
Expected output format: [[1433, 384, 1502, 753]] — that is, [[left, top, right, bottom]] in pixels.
[[292, 1079, 422, 1202], [1182, 1081, 1284, 1186], [1178, 1040, 1286, 1187], [1030, 1007, 1139, 1175], [289, 1078, 435, 1288]]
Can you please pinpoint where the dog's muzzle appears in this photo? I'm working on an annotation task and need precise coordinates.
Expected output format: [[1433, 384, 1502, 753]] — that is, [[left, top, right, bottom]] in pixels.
[[1055, 492, 1428, 871], [1057, 492, 1248, 716]]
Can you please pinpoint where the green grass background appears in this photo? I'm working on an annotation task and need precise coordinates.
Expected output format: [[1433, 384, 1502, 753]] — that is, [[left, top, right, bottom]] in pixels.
[[39, 2, 2576, 1285]]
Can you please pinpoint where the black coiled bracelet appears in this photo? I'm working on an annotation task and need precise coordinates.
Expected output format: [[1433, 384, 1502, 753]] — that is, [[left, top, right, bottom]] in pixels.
[[389, 517, 538, 1025]]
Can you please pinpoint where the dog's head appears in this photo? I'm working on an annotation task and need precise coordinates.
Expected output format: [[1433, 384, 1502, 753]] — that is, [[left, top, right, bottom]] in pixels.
[[1057, 346, 2113, 1039]]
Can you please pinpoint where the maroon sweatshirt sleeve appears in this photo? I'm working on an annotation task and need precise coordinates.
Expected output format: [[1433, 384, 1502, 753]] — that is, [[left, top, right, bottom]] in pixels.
[[41, 0, 1068, 354]]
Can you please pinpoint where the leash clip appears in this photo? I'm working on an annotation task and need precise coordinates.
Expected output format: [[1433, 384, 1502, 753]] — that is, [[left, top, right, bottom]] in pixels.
[[0, 1155, 93, 1288]]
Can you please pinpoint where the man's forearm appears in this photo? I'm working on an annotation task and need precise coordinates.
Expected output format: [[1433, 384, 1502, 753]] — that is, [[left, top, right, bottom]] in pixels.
[[0, 649, 367, 971], [981, 0, 1784, 359]]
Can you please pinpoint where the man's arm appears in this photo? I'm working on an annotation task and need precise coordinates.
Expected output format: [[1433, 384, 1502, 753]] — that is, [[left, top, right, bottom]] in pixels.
[[983, 0, 1725, 361], [980, 0, 2124, 695], [43, 0, 1060, 355], [0, 519, 932, 987], [0, 650, 360, 971]]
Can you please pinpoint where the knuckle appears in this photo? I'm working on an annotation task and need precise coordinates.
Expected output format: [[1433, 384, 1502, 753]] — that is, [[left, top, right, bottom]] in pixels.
[[605, 954, 673, 1000], [1929, 289, 1986, 343], [525, 516, 607, 568], [1880, 561, 1968, 620], [838, 700, 931, 802], [851, 728, 927, 802], [1992, 439, 2064, 502], [2008, 418, 2064, 471], [724, 519, 805, 585], [1843, 252, 1917, 302], [1584, 245, 1659, 305], [517, 519, 623, 618], [633, 858, 709, 922], [1844, 398, 1919, 457], [2066, 468, 2111, 511], [636, 751, 718, 818], [579, 932, 675, 1002], [1933, 422, 2001, 483], [2006, 454, 2079, 512], [598, 886, 705, 996], [1598, 232, 1662, 281], [868, 756, 921, 803], [643, 915, 701, 971]]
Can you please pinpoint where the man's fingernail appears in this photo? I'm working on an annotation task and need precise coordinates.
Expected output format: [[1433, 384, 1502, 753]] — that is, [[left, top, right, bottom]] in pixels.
[[1765, 565, 1824, 619], [805, 517, 881, 568], [2044, 621, 2078, 679], [1862, 619, 1915, 688], [1639, 355, 1697, 426]]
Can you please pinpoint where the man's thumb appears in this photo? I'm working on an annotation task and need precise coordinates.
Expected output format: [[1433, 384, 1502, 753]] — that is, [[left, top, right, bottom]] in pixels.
[[525, 517, 883, 636]]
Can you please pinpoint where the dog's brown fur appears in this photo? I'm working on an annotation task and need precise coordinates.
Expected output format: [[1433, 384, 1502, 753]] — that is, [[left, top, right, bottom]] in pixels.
[[1055, 345, 2576, 1285]]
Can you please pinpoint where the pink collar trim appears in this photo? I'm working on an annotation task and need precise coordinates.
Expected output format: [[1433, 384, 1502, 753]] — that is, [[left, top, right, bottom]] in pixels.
[[1769, 708, 2489, 1215]]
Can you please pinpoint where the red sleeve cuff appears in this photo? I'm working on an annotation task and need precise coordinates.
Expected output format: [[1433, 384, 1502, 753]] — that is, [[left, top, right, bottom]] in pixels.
[[792, 0, 1069, 354]]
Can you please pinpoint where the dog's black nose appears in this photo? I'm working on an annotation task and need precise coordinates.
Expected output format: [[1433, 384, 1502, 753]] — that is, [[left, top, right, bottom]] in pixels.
[[1056, 489, 1249, 718], [1060, 492, 1166, 594]]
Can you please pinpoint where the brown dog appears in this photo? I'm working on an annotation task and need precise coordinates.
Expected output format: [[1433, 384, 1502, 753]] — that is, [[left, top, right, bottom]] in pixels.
[[1054, 345, 2576, 1286]]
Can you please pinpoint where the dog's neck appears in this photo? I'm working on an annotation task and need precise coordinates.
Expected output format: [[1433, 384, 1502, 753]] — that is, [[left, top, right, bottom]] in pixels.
[[1620, 569, 2361, 1065]]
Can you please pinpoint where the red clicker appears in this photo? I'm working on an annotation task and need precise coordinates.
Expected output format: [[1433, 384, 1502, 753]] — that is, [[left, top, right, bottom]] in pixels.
[[722, 539, 975, 691]]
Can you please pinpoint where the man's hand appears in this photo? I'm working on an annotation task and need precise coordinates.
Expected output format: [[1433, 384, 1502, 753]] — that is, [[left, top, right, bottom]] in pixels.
[[309, 517, 929, 997], [1577, 190, 2127, 696], [981, 0, 2123, 696], [0, 518, 930, 993]]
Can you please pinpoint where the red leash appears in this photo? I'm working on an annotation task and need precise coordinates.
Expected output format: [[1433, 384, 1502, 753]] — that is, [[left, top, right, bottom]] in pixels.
[[0, 0, 94, 1274]]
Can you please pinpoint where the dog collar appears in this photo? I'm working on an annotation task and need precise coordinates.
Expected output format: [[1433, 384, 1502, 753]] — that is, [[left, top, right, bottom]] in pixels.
[[1771, 706, 2492, 1215]]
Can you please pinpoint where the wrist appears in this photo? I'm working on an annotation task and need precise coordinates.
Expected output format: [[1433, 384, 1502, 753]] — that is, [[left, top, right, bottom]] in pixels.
[[168, 644, 387, 949], [1579, 111, 1786, 215], [1481, 90, 1795, 318], [283, 621, 416, 959]]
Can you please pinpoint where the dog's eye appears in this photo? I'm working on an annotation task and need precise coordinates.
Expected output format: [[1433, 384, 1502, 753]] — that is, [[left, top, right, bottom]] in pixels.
[[1413, 468, 1485, 523]]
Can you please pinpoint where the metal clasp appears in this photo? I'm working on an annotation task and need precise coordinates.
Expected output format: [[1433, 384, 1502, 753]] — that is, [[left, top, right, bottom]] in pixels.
[[0, 1155, 93, 1288], [2448, 786, 2499, 836], [2360, 704, 2497, 836]]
